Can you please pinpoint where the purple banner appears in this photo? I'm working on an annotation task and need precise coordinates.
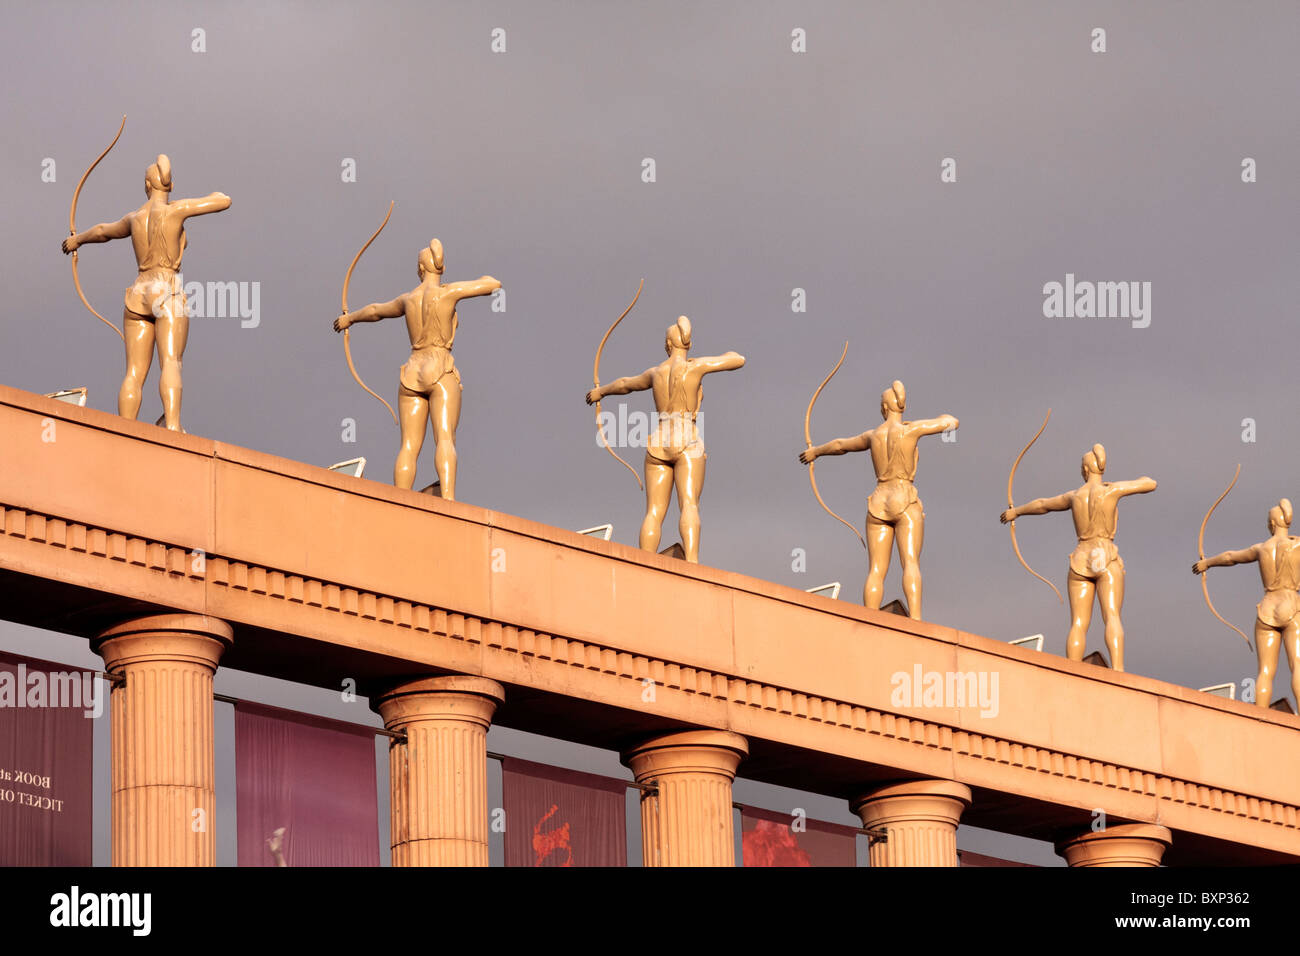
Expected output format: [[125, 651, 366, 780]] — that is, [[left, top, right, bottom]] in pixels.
[[0, 651, 95, 866], [502, 757, 627, 867], [235, 701, 379, 867], [959, 849, 1035, 867]]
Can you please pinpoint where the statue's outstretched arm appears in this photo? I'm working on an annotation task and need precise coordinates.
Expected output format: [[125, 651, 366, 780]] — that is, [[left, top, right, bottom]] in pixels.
[[587, 368, 654, 403], [63, 214, 131, 253], [1194, 545, 1259, 573], [1004, 492, 1072, 521], [805, 429, 872, 462], [335, 295, 406, 332]]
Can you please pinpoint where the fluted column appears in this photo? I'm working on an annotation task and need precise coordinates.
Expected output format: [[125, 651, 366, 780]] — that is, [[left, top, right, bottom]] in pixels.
[[621, 730, 748, 867], [372, 675, 504, 866], [1056, 824, 1172, 867], [93, 613, 232, 867], [851, 779, 971, 866]]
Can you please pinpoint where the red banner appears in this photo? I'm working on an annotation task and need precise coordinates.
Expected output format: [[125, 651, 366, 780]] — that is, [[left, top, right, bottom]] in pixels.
[[741, 805, 858, 867], [235, 701, 379, 866], [0, 651, 95, 866], [501, 757, 627, 866]]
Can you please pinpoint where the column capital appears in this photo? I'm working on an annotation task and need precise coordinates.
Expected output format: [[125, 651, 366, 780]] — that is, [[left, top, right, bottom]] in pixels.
[[852, 779, 972, 829], [1056, 824, 1172, 867], [371, 675, 505, 730], [94, 613, 232, 674], [621, 729, 749, 782], [851, 779, 972, 867]]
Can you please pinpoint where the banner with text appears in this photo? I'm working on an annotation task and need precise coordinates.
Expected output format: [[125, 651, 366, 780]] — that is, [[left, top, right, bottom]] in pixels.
[[235, 701, 379, 866], [741, 804, 858, 867], [0, 650, 96, 866], [501, 757, 627, 866]]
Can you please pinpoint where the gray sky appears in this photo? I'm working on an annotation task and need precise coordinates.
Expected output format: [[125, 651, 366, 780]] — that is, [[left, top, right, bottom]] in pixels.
[[2, 0, 1296, 866]]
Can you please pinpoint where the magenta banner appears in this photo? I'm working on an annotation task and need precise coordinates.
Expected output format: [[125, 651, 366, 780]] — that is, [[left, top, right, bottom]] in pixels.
[[0, 650, 95, 866], [501, 757, 627, 866], [741, 805, 858, 867], [235, 701, 379, 867]]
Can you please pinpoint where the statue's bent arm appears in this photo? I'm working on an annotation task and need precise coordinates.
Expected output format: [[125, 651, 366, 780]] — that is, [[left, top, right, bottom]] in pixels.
[[1112, 476, 1158, 497], [171, 192, 232, 219], [912, 414, 959, 436]]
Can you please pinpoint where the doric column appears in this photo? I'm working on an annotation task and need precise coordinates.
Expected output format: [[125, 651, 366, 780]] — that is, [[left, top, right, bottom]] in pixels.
[[1056, 824, 1172, 867], [93, 613, 232, 867], [851, 779, 971, 867], [372, 675, 504, 866], [621, 730, 748, 867]]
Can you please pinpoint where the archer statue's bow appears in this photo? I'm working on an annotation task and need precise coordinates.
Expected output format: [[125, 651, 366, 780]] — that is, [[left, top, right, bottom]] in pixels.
[[69, 115, 126, 342], [1198, 464, 1253, 651], [592, 279, 644, 491], [340, 201, 398, 426], [803, 342, 866, 548], [1006, 409, 1064, 604]]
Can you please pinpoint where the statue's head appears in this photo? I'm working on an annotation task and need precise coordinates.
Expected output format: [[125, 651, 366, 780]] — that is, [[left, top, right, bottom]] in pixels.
[[879, 380, 906, 419], [1269, 498, 1293, 534], [144, 154, 172, 196], [1081, 443, 1106, 479], [417, 239, 444, 280], [665, 315, 691, 354]]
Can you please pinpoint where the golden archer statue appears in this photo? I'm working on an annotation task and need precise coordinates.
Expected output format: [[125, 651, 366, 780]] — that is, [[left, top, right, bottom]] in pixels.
[[1001, 442, 1156, 671], [799, 375, 957, 620], [62, 146, 230, 431], [1194, 493, 1300, 708], [585, 313, 745, 563], [333, 209, 500, 500]]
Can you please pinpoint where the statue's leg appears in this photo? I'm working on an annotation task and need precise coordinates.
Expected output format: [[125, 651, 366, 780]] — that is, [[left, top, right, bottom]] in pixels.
[[1066, 570, 1095, 662], [674, 451, 706, 563], [1282, 617, 1300, 706], [864, 516, 893, 610], [118, 311, 154, 421], [154, 298, 188, 431], [429, 376, 462, 500], [895, 502, 925, 620], [1096, 563, 1126, 671], [394, 387, 429, 491], [1255, 620, 1281, 707], [639, 457, 674, 554]]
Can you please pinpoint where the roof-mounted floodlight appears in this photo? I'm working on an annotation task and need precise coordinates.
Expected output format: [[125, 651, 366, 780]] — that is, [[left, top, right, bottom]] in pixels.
[[577, 524, 614, 541], [45, 387, 87, 407], [328, 457, 367, 478], [806, 582, 841, 600], [1009, 634, 1044, 652]]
